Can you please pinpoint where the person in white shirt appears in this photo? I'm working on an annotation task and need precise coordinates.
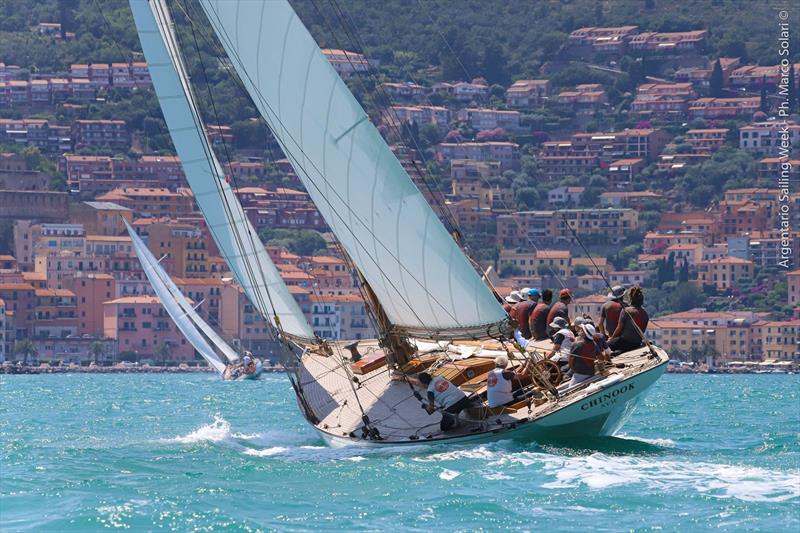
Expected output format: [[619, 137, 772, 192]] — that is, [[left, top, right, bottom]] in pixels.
[[418, 372, 472, 431], [486, 355, 529, 408], [545, 316, 575, 364]]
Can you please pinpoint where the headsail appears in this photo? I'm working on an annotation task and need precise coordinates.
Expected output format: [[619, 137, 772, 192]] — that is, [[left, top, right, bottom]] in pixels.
[[125, 220, 240, 364], [125, 221, 228, 374], [129, 0, 315, 342], [198, 0, 508, 339]]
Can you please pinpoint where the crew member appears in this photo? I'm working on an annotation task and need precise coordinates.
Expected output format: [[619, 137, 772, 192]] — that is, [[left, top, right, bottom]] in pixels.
[[545, 316, 575, 365], [599, 285, 625, 337], [514, 288, 540, 339], [486, 355, 528, 408], [418, 372, 472, 432], [529, 288, 553, 341], [502, 295, 515, 314], [506, 290, 524, 323], [609, 286, 649, 353], [546, 289, 572, 336], [567, 324, 608, 387]]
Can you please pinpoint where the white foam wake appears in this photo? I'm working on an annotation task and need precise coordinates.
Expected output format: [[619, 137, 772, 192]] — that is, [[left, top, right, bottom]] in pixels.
[[164, 416, 236, 445], [414, 444, 799, 503], [616, 433, 677, 447]]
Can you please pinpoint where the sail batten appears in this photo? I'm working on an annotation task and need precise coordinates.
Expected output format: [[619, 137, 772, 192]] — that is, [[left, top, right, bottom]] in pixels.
[[129, 0, 315, 342], [199, 0, 508, 339]]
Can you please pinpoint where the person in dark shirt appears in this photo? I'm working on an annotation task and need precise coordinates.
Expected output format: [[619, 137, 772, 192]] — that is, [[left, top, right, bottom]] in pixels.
[[528, 288, 553, 341], [609, 286, 650, 353], [514, 288, 540, 339], [599, 285, 625, 337], [567, 324, 610, 387], [546, 289, 571, 337]]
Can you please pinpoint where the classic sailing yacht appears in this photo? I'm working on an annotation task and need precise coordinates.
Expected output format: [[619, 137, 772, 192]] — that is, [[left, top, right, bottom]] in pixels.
[[125, 220, 263, 380], [130, 0, 669, 445]]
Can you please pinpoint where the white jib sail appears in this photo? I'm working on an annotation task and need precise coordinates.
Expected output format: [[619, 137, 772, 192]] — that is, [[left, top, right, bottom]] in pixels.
[[125, 221, 228, 374], [198, 0, 508, 339], [125, 220, 240, 364], [129, 0, 315, 342]]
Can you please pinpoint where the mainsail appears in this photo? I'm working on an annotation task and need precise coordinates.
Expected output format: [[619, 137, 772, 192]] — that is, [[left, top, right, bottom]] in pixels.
[[129, 0, 315, 342], [197, 0, 508, 339], [125, 220, 240, 364], [125, 220, 228, 374]]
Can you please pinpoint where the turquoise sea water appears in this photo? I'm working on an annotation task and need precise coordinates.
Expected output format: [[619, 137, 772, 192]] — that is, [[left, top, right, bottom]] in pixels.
[[0, 373, 798, 532]]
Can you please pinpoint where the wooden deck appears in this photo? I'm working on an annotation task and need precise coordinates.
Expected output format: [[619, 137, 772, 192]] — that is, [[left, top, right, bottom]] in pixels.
[[297, 338, 665, 443]]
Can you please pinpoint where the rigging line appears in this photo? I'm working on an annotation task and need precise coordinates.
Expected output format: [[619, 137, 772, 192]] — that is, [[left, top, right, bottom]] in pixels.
[[92, 0, 133, 63], [168, 2, 299, 350], [181, 0, 381, 346], [181, 5, 293, 347], [175, 1, 458, 332], [175, 0, 456, 332], [178, 0, 285, 170], [325, 0, 460, 233], [318, 0, 465, 245], [411, 0, 570, 290], [559, 213, 654, 351], [199, 5, 498, 333], [414, 0, 472, 83], [152, 0, 288, 347]]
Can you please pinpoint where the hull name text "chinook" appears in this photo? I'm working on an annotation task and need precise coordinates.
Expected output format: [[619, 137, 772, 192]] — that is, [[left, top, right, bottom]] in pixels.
[[580, 383, 635, 411]]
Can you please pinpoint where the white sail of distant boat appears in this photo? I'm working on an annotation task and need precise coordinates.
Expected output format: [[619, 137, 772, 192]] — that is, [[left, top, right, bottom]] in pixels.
[[129, 0, 314, 343], [125, 220, 228, 374], [198, 0, 508, 340], [125, 219, 239, 365]]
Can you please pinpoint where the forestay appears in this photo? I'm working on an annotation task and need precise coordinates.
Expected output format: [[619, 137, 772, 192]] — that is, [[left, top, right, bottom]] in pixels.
[[126, 221, 228, 374], [198, 0, 508, 339], [129, 0, 314, 342], [125, 220, 240, 364]]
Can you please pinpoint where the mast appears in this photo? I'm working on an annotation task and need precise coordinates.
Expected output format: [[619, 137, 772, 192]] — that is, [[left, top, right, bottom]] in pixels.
[[129, 0, 315, 343], [197, 0, 511, 341]]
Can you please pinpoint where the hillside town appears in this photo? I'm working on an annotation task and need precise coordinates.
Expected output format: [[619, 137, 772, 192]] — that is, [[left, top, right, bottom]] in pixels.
[[0, 16, 798, 371]]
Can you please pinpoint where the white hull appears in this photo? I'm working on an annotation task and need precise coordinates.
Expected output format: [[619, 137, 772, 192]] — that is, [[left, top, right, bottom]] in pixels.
[[297, 340, 668, 447]]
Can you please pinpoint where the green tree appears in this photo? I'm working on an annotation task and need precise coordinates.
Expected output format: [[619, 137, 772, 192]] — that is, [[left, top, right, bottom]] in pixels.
[[788, 64, 796, 112], [671, 282, 705, 312], [709, 59, 724, 97], [0, 220, 13, 255], [14, 339, 37, 365], [482, 43, 509, 86], [678, 259, 689, 283], [499, 262, 521, 277], [573, 264, 590, 276], [89, 341, 105, 365], [155, 341, 174, 366], [259, 228, 328, 257]]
